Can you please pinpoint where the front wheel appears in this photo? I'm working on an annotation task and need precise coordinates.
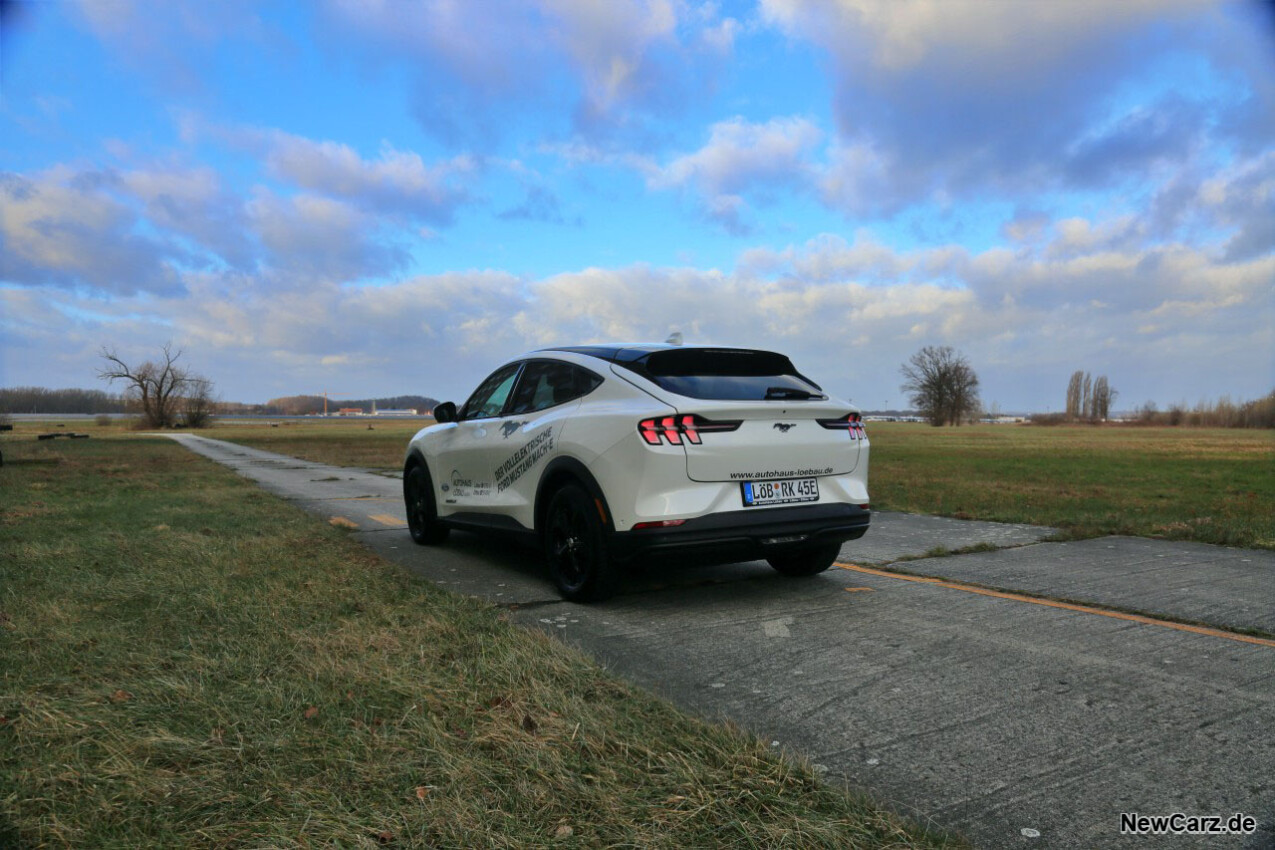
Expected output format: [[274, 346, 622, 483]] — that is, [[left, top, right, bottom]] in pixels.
[[766, 542, 841, 577], [543, 485, 617, 602], [404, 465, 449, 545]]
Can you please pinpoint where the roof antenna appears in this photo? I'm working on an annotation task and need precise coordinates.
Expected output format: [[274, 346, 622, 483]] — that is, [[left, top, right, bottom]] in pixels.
[[665, 331, 683, 345]]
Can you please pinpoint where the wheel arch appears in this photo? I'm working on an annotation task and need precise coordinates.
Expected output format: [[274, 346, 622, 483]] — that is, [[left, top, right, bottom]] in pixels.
[[403, 447, 427, 475], [403, 448, 430, 490], [403, 448, 439, 505], [535, 456, 613, 535]]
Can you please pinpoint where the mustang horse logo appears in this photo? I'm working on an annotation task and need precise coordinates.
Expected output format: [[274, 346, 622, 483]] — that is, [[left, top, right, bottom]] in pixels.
[[773, 423, 796, 433]]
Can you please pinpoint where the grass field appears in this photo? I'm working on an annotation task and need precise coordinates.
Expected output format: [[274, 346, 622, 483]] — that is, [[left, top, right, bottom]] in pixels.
[[0, 433, 959, 848], [211, 417, 424, 471], [206, 418, 1275, 550], [867, 423, 1274, 549]]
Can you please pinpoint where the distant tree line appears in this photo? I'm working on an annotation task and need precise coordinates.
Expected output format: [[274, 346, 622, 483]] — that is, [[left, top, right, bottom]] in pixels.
[[0, 387, 127, 414], [0, 388, 441, 418], [1034, 388, 1274, 428], [256, 395, 440, 416], [1131, 392, 1275, 429]]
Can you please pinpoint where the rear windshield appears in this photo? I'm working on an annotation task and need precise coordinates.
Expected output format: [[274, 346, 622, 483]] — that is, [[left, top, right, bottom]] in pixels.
[[623, 348, 825, 400]]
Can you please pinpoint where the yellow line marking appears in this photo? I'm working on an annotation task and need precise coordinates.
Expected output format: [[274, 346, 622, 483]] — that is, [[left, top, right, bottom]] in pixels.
[[843, 587, 875, 593], [836, 562, 1275, 649], [369, 513, 405, 527]]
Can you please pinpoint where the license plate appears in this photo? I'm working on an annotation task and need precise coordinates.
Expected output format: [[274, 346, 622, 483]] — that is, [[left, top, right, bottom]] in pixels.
[[741, 477, 819, 507]]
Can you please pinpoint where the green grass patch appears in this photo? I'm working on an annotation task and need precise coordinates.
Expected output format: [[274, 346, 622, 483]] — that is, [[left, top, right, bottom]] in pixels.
[[1, 436, 959, 848], [867, 423, 1274, 549]]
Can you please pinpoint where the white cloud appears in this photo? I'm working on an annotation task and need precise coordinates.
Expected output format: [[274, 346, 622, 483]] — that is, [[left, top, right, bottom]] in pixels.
[[652, 116, 822, 195], [0, 168, 184, 295], [543, 0, 678, 113], [71, 0, 279, 95], [761, 0, 1194, 74], [647, 116, 823, 230], [758, 0, 1264, 211], [245, 190, 407, 281], [318, 0, 734, 143], [263, 133, 474, 225]]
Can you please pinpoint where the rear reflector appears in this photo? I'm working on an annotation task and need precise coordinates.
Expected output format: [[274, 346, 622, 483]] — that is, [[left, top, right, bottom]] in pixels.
[[632, 519, 688, 530]]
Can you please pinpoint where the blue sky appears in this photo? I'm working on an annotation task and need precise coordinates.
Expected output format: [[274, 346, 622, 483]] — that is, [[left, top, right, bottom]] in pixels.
[[2, 0, 1272, 412]]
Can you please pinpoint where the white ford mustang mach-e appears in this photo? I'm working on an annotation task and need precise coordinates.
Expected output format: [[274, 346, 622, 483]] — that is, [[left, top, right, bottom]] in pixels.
[[404, 344, 870, 601]]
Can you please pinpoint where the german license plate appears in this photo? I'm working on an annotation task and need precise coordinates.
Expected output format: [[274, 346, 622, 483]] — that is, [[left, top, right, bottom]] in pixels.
[[741, 477, 819, 507]]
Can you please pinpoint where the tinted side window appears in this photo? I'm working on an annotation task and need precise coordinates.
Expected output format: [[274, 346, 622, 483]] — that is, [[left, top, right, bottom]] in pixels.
[[508, 361, 602, 415], [460, 363, 522, 420]]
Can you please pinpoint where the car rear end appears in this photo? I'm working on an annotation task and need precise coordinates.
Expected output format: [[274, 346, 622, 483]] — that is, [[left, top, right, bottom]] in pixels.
[[574, 345, 870, 565]]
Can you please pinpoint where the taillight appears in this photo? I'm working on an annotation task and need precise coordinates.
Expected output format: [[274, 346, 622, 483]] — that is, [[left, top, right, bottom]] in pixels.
[[638, 414, 740, 446], [816, 412, 867, 439]]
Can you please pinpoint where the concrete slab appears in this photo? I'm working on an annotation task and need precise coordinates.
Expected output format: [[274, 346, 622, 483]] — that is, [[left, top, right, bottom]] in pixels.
[[884, 536, 1275, 635], [843, 510, 1059, 564], [512, 570, 1275, 850]]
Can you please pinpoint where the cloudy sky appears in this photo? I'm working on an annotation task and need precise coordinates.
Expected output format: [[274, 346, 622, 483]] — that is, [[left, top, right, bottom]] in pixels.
[[2, 0, 1272, 412]]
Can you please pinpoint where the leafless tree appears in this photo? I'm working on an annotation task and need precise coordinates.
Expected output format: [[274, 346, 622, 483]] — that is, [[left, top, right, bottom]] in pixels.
[[1066, 370, 1116, 421], [900, 345, 981, 427], [97, 344, 216, 429], [1092, 376, 1117, 420], [1065, 371, 1083, 420], [182, 376, 217, 428]]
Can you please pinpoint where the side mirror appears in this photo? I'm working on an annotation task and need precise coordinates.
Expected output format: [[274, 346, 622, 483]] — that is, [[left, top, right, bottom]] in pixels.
[[432, 401, 458, 423]]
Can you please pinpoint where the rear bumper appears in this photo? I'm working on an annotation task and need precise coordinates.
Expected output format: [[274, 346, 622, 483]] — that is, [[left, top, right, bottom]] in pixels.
[[609, 503, 870, 564]]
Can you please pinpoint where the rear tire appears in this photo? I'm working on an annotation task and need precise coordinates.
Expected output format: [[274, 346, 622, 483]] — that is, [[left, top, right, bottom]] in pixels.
[[404, 464, 449, 545], [544, 484, 617, 602], [766, 542, 841, 577]]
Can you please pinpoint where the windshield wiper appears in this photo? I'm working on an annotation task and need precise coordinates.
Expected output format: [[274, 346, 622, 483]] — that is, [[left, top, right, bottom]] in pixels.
[[765, 387, 825, 400]]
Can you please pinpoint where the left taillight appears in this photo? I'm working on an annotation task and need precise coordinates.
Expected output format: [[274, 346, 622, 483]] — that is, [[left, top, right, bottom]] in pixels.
[[816, 412, 867, 439], [638, 414, 740, 446]]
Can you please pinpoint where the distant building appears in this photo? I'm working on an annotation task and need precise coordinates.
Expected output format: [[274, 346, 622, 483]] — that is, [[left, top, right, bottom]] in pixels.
[[373, 409, 418, 417], [337, 408, 365, 416]]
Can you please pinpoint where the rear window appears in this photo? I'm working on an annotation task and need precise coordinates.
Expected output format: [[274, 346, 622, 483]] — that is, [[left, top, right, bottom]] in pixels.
[[624, 348, 825, 401]]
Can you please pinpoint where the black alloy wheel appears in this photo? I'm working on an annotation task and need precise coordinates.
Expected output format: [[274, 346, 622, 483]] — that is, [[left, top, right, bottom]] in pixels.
[[544, 484, 617, 602], [404, 465, 449, 545]]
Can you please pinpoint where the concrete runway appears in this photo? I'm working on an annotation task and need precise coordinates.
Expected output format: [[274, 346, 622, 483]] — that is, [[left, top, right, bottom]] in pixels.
[[170, 433, 1274, 849]]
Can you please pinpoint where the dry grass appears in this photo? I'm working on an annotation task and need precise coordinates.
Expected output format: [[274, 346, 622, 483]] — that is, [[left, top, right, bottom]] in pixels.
[[210, 418, 425, 470]]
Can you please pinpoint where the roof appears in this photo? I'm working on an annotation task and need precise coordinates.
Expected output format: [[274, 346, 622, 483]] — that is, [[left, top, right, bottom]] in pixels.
[[541, 343, 677, 363]]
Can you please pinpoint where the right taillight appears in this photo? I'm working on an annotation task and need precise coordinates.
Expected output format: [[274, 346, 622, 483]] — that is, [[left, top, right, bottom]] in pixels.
[[816, 412, 866, 439], [638, 414, 741, 446]]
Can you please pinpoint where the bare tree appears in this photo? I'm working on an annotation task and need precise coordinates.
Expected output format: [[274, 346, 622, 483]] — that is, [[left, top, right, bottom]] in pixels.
[[900, 345, 981, 427], [182, 376, 217, 428], [1066, 370, 1117, 421], [1092, 376, 1117, 420], [1065, 371, 1083, 420], [97, 344, 216, 429]]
